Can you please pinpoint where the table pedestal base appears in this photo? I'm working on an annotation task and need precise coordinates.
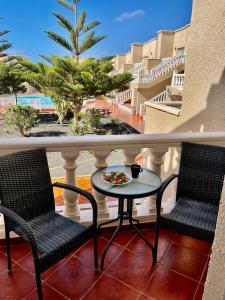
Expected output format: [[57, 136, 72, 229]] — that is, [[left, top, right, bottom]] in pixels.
[[98, 197, 157, 270]]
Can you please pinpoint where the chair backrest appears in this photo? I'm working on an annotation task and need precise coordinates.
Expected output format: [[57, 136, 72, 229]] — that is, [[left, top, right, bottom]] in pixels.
[[0, 148, 55, 221], [177, 142, 225, 205]]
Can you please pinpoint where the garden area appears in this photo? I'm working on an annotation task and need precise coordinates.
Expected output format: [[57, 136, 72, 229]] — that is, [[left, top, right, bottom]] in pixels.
[[0, 106, 140, 138], [0, 0, 137, 139]]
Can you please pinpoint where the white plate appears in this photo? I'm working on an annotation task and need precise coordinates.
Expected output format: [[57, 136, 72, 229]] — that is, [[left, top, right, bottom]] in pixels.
[[102, 173, 132, 186]]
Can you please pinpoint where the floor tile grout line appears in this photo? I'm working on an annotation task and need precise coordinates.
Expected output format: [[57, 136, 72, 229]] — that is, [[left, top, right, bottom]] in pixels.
[[172, 240, 211, 257], [44, 281, 71, 299], [42, 254, 75, 282], [79, 271, 105, 299], [159, 262, 204, 284], [192, 282, 204, 300], [121, 234, 172, 264], [100, 231, 137, 248], [198, 256, 209, 284], [74, 239, 125, 274], [159, 241, 209, 283], [105, 272, 157, 296]]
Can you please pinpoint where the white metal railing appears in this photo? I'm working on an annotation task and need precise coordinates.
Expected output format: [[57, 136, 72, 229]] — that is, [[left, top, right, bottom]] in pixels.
[[0, 97, 16, 107], [136, 54, 186, 84], [130, 62, 145, 75], [0, 97, 43, 110], [115, 88, 132, 104], [1, 131, 225, 233], [172, 74, 185, 89]]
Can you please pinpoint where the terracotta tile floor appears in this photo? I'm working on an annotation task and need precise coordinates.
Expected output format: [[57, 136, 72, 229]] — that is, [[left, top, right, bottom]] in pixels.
[[0, 228, 211, 300]]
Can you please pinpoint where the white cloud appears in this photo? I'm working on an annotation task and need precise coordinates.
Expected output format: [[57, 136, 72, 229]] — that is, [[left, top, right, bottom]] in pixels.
[[114, 9, 145, 22]]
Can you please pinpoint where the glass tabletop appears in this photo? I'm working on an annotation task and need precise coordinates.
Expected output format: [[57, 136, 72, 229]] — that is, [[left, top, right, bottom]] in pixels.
[[91, 165, 162, 199]]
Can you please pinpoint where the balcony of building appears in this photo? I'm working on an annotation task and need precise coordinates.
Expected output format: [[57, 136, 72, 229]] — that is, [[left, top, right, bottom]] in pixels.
[[1, 131, 224, 299]]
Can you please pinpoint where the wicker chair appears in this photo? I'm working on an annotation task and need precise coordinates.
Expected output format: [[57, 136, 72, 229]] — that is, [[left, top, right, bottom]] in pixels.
[[154, 142, 225, 260], [0, 148, 98, 300]]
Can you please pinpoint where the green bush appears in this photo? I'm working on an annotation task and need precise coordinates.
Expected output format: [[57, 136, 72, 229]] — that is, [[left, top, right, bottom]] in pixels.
[[3, 104, 39, 137], [111, 118, 120, 127], [69, 119, 92, 136], [86, 108, 101, 127]]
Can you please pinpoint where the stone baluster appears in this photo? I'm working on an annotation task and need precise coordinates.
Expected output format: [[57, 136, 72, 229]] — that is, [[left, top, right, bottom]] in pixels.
[[92, 149, 111, 219], [123, 148, 142, 215], [149, 146, 169, 213], [61, 151, 80, 220]]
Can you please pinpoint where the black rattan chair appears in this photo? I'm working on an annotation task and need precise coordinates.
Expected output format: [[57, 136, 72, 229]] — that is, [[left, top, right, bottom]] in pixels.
[[154, 142, 225, 260], [0, 148, 98, 300]]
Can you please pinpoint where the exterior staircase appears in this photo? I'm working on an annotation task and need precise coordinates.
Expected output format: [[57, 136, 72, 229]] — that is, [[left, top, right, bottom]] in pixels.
[[115, 88, 133, 104], [129, 62, 145, 75], [134, 53, 186, 84]]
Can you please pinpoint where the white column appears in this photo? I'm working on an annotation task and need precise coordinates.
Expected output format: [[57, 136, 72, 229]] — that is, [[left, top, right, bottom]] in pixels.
[[92, 149, 111, 219], [123, 148, 142, 215], [61, 150, 80, 220], [149, 146, 168, 213]]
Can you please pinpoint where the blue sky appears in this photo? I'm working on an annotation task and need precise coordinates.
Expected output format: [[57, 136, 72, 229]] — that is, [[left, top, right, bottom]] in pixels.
[[1, 0, 193, 62]]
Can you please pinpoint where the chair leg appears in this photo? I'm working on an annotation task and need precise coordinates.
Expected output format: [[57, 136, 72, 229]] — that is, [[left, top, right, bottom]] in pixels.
[[5, 230, 12, 273], [93, 235, 98, 269], [34, 265, 43, 300]]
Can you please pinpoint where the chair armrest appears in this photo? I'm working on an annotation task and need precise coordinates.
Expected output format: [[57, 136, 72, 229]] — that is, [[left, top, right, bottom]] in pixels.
[[0, 205, 38, 253], [156, 174, 178, 211], [53, 182, 98, 226]]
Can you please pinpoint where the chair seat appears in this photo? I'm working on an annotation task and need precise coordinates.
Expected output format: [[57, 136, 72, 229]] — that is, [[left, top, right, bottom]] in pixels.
[[160, 197, 219, 241], [15, 211, 94, 269]]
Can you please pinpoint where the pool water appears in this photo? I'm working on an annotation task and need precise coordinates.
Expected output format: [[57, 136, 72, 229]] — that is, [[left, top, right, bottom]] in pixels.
[[17, 96, 55, 108]]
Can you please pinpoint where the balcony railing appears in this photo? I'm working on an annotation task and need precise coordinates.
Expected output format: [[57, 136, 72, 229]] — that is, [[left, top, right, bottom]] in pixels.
[[1, 131, 225, 235], [171, 74, 185, 89], [130, 62, 145, 75], [115, 88, 133, 104], [135, 54, 186, 84]]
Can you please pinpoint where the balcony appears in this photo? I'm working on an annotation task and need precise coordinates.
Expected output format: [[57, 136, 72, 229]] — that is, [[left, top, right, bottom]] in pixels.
[[0, 131, 224, 299]]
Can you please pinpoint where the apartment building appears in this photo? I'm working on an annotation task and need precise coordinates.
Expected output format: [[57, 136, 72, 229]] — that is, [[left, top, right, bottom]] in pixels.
[[110, 24, 190, 116]]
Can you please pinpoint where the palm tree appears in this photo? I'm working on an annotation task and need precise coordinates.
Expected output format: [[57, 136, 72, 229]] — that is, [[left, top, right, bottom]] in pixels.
[[45, 0, 106, 61], [0, 18, 12, 60]]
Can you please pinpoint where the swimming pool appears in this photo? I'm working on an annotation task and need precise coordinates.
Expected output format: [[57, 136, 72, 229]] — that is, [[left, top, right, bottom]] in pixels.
[[17, 96, 55, 108]]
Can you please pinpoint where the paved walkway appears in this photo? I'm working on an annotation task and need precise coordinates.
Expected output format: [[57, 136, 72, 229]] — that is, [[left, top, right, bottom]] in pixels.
[[87, 98, 144, 133]]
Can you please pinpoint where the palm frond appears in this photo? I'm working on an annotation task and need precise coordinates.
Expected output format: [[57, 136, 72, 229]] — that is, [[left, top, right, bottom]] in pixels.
[[82, 21, 100, 34], [77, 11, 86, 33], [39, 55, 53, 64], [53, 12, 73, 32], [0, 42, 12, 53], [56, 0, 73, 11], [45, 31, 74, 53], [70, 29, 79, 54], [0, 30, 10, 37], [79, 34, 106, 54]]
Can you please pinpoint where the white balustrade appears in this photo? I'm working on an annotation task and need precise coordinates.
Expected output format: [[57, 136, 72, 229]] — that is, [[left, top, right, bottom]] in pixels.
[[130, 62, 145, 75], [1, 131, 225, 233], [171, 74, 185, 89], [123, 148, 141, 214], [92, 149, 111, 219], [137, 54, 186, 84], [149, 147, 169, 212], [149, 90, 167, 103], [62, 151, 80, 220], [115, 89, 133, 105]]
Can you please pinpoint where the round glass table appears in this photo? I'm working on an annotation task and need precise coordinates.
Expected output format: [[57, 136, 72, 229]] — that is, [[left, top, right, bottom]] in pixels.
[[91, 165, 162, 269]]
